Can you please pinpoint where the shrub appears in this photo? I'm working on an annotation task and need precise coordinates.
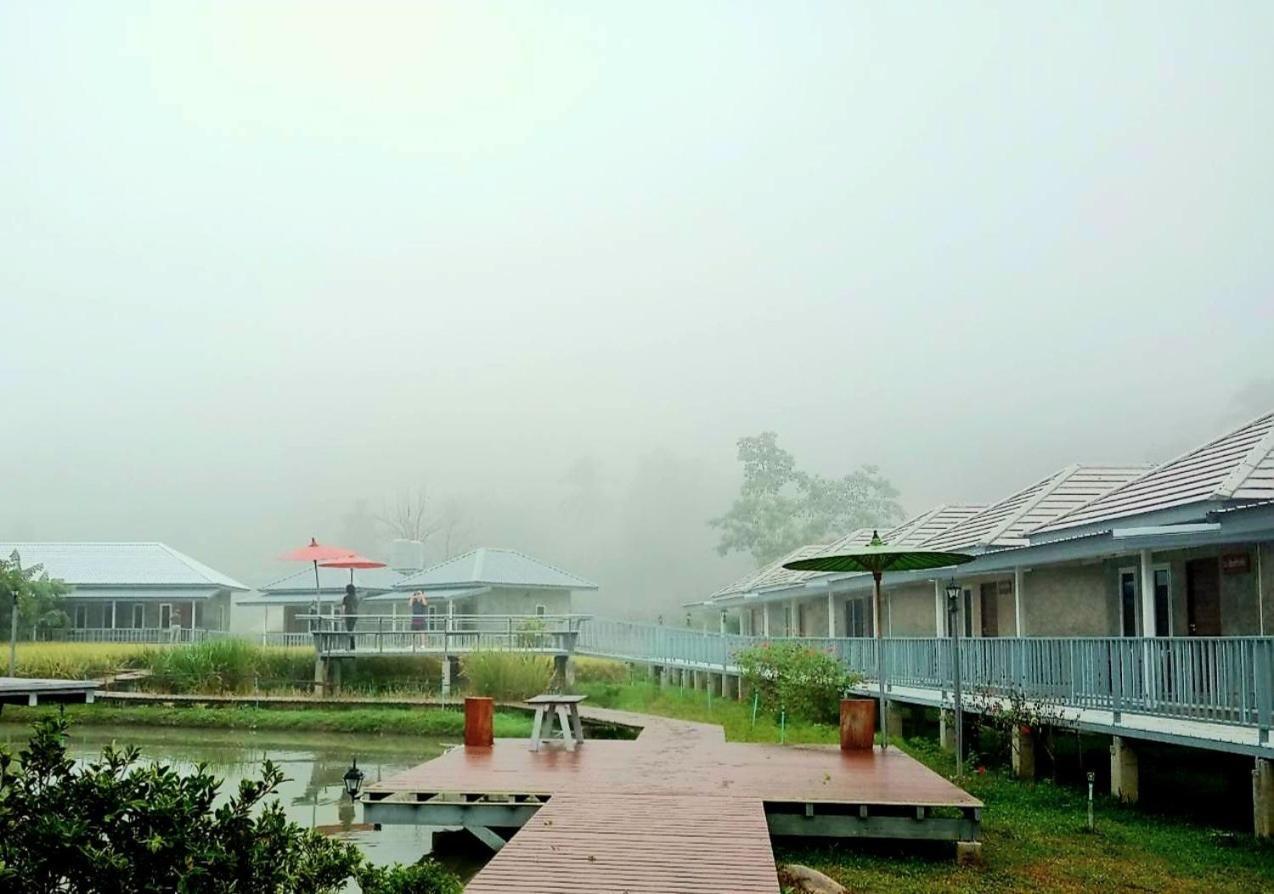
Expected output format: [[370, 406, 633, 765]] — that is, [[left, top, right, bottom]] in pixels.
[[573, 657, 629, 684], [0, 716, 462, 893], [734, 641, 857, 724], [462, 652, 553, 700]]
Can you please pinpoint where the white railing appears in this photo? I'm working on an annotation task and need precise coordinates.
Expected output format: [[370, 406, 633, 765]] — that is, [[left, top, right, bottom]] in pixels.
[[46, 627, 233, 645], [305, 613, 590, 657], [576, 622, 1274, 734]]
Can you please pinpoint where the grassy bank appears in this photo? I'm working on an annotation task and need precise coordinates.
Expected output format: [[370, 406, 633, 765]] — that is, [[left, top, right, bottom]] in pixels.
[[0, 702, 534, 738], [579, 681, 1274, 894]]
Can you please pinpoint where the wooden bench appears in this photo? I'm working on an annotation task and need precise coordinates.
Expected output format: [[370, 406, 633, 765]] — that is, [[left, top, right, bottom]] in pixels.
[[527, 694, 587, 752]]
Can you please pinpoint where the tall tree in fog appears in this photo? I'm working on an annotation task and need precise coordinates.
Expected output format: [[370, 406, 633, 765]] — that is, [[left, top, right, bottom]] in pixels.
[[710, 433, 904, 566]]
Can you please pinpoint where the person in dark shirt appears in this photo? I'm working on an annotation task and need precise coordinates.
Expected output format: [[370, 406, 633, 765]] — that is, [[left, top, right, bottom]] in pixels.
[[343, 583, 358, 649]]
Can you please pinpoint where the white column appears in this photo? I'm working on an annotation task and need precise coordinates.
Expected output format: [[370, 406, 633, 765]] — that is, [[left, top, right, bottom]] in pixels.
[[1014, 567, 1025, 637], [790, 598, 799, 636], [191, 599, 197, 630], [110, 600, 117, 629], [1139, 549, 1155, 636], [934, 580, 944, 635], [762, 604, 770, 637], [719, 611, 727, 635], [827, 590, 835, 637]]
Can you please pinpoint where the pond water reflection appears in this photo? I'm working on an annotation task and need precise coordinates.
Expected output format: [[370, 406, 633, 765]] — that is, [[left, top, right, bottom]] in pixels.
[[0, 722, 479, 878]]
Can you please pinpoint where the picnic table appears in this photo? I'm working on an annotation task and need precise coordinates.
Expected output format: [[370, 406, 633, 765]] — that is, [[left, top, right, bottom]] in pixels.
[[527, 694, 587, 752]]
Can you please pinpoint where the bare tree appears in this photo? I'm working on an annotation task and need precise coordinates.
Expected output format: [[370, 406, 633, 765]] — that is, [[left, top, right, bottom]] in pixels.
[[376, 486, 442, 544], [436, 498, 473, 560]]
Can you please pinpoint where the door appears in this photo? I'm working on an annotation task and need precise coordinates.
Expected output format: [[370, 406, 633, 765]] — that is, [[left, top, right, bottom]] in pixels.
[[845, 598, 871, 637], [980, 583, 1000, 637], [1186, 558, 1221, 636], [1119, 569, 1138, 636], [131, 604, 144, 628], [159, 604, 173, 629]]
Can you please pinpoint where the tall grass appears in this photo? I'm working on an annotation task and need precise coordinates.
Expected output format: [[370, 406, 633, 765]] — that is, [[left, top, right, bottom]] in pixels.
[[461, 652, 553, 700], [10, 643, 151, 680]]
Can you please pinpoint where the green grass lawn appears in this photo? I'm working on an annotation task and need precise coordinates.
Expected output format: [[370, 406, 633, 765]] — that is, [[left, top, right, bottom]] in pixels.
[[578, 680, 1274, 894], [0, 702, 534, 738]]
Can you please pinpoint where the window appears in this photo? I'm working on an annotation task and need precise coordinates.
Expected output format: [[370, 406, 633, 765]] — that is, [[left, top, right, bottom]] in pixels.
[[74, 605, 89, 628], [159, 604, 173, 629], [1119, 569, 1137, 636], [131, 604, 144, 628], [845, 598, 872, 638], [1154, 568, 1171, 636], [535, 604, 547, 617]]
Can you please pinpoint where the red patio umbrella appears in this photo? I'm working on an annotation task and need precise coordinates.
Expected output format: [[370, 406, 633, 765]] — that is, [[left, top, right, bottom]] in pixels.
[[279, 538, 354, 616], [319, 553, 387, 585]]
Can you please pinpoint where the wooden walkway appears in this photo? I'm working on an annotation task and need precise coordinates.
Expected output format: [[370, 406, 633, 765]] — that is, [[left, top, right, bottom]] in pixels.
[[365, 707, 980, 893], [0, 676, 98, 706]]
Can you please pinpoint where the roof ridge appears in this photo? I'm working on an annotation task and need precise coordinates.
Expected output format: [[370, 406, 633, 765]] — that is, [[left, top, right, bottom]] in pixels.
[[979, 465, 1077, 546], [1214, 418, 1274, 498], [1040, 410, 1274, 531]]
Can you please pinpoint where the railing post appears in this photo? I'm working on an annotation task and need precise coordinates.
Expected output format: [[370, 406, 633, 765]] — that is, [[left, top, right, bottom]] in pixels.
[[1111, 639, 1123, 723], [1257, 639, 1272, 744]]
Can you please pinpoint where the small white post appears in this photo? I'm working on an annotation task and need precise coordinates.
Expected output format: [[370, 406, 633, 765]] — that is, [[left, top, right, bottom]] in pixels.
[[1014, 567, 1024, 637], [1139, 549, 1155, 636]]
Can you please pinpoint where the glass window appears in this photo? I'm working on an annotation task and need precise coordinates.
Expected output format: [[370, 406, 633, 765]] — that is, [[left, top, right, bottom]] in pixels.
[[1154, 568, 1171, 636], [131, 604, 144, 628], [1120, 571, 1137, 636], [535, 604, 547, 617]]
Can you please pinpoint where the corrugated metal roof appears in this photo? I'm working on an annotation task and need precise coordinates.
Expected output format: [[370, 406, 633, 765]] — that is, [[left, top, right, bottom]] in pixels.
[[393, 548, 598, 591], [260, 565, 407, 594], [1037, 411, 1274, 534], [924, 465, 1148, 550], [0, 542, 248, 590], [60, 587, 221, 602]]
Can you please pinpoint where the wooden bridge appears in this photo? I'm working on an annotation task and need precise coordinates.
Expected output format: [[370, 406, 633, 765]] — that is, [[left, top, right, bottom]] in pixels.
[[363, 706, 981, 893]]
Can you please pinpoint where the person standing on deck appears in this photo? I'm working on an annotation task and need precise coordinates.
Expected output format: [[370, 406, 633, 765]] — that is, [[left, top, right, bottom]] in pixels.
[[410, 591, 428, 632], [343, 583, 359, 650]]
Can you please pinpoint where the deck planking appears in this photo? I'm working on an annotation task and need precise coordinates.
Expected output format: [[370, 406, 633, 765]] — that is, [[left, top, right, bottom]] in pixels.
[[0, 676, 98, 706], [367, 709, 980, 892]]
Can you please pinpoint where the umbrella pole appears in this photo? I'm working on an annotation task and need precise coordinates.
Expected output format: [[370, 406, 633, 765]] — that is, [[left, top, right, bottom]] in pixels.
[[313, 559, 322, 627], [875, 570, 888, 750]]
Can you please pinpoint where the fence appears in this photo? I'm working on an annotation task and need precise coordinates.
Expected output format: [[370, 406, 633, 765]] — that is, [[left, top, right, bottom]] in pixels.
[[576, 622, 1274, 733], [43, 627, 234, 645], [306, 613, 589, 657]]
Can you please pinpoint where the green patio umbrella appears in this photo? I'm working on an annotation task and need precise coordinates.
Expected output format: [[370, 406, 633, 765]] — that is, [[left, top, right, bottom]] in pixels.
[[784, 530, 973, 746]]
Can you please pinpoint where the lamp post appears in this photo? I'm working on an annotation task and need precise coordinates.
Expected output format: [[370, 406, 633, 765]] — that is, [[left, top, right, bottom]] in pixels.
[[342, 758, 364, 801], [945, 578, 964, 778]]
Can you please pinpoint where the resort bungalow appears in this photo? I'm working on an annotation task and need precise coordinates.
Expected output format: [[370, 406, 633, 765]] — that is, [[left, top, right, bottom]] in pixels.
[[0, 542, 248, 641], [366, 547, 599, 622]]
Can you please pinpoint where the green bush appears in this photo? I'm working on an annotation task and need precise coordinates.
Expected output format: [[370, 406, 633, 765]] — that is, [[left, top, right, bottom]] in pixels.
[[462, 652, 553, 700], [0, 716, 462, 893], [735, 641, 856, 724]]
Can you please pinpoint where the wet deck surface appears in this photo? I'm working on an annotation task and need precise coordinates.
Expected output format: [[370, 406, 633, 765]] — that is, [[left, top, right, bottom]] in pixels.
[[368, 708, 980, 893]]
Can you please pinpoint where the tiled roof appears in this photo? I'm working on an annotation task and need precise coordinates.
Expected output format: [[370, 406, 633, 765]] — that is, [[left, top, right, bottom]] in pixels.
[[709, 543, 829, 599], [1037, 411, 1274, 534], [394, 548, 598, 591], [260, 565, 408, 594], [924, 465, 1149, 550], [886, 505, 986, 548], [0, 542, 247, 590]]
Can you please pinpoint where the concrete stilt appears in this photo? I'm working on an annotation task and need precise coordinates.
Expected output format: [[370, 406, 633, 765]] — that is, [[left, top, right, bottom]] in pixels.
[[955, 841, 984, 866], [1110, 736, 1138, 803], [1254, 757, 1274, 838], [553, 654, 575, 689], [330, 658, 342, 696], [441, 656, 453, 697], [885, 704, 904, 739], [313, 656, 327, 696], [939, 710, 956, 753], [1011, 726, 1036, 780]]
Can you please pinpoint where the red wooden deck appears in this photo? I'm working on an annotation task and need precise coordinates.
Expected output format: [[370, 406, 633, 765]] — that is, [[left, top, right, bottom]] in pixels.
[[365, 709, 980, 892]]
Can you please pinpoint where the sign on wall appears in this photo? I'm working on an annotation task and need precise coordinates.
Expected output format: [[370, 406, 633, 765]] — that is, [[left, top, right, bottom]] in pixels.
[[1220, 553, 1251, 575]]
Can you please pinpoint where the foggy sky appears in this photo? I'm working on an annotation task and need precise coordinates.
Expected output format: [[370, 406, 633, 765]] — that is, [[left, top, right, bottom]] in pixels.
[[2, 3, 1272, 614]]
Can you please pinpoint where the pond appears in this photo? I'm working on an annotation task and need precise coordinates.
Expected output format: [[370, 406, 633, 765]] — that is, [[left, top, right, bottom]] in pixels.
[[0, 722, 485, 879]]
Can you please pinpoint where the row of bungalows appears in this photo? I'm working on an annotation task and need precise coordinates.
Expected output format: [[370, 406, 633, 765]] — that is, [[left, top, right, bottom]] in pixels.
[[697, 408, 1274, 643]]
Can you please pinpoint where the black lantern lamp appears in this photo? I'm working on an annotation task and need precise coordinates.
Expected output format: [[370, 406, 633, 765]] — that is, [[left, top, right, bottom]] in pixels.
[[944, 578, 964, 777], [342, 758, 365, 800]]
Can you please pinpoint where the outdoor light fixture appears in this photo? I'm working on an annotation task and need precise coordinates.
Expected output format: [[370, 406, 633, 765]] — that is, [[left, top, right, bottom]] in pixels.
[[342, 758, 364, 800], [944, 579, 965, 778]]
